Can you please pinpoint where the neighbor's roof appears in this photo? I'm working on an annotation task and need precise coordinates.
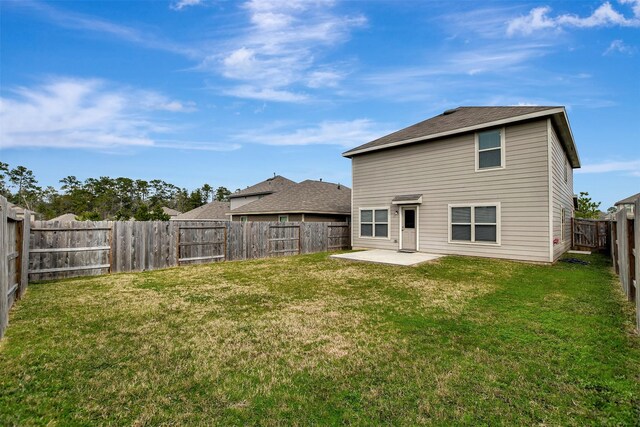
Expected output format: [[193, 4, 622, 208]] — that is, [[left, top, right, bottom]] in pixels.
[[162, 206, 182, 216], [229, 175, 296, 199], [172, 201, 230, 220], [343, 106, 580, 167], [230, 180, 351, 215], [614, 192, 640, 206], [49, 213, 78, 222]]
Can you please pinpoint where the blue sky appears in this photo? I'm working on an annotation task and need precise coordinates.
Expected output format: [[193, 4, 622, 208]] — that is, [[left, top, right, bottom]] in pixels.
[[1, 0, 638, 208]]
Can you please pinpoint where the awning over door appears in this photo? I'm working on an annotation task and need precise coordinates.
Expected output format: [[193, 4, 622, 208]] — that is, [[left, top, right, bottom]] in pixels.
[[391, 194, 423, 205]]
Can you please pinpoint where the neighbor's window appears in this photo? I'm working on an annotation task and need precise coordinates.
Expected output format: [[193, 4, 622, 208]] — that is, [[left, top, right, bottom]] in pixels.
[[360, 209, 388, 238], [240, 216, 248, 222], [279, 215, 289, 222], [450, 205, 498, 244], [477, 129, 503, 170]]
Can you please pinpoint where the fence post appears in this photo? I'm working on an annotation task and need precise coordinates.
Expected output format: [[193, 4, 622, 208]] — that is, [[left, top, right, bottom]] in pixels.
[[635, 197, 640, 332], [628, 218, 636, 303], [0, 196, 8, 339], [17, 212, 31, 299]]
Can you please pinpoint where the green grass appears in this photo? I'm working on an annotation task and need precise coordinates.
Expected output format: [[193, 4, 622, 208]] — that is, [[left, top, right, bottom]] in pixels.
[[1, 252, 639, 426]]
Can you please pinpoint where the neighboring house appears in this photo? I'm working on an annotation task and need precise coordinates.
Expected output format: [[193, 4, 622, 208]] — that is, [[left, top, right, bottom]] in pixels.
[[49, 213, 78, 222], [343, 106, 580, 263], [7, 202, 38, 221], [172, 201, 230, 221], [162, 207, 182, 218], [614, 193, 639, 218], [229, 175, 296, 210], [229, 180, 351, 222]]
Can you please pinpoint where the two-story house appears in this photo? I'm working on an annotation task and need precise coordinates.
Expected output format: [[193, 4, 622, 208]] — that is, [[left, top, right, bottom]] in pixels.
[[343, 106, 580, 263]]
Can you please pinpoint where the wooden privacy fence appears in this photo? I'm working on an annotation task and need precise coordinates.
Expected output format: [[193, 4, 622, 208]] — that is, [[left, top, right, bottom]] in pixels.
[[572, 218, 610, 253], [0, 197, 30, 339], [611, 195, 640, 333], [28, 220, 351, 282]]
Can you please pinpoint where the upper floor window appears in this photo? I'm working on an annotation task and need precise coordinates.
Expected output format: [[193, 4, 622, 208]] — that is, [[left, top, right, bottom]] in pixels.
[[564, 159, 569, 183], [279, 215, 289, 222], [240, 216, 248, 222], [476, 129, 504, 171]]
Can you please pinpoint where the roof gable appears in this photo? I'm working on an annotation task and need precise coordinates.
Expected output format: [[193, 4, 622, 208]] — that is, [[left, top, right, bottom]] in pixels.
[[229, 175, 296, 199], [343, 106, 580, 168]]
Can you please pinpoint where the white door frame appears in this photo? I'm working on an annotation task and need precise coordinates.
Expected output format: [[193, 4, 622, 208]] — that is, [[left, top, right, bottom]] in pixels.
[[398, 205, 419, 251]]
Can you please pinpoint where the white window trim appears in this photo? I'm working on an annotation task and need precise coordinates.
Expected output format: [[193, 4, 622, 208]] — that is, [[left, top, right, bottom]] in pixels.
[[398, 205, 420, 250], [475, 127, 506, 172], [448, 203, 501, 246], [278, 215, 289, 222], [358, 207, 390, 240]]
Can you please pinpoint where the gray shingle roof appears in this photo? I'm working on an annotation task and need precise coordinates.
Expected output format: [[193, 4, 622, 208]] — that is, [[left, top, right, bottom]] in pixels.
[[162, 207, 182, 216], [229, 175, 296, 199], [343, 106, 564, 157], [49, 213, 78, 222], [173, 201, 230, 220], [230, 180, 351, 215], [614, 193, 640, 206]]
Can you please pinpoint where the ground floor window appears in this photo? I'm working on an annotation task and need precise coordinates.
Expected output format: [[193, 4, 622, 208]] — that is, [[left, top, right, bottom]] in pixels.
[[279, 215, 289, 222], [360, 208, 389, 238], [449, 204, 499, 244], [561, 208, 566, 242], [240, 216, 248, 222]]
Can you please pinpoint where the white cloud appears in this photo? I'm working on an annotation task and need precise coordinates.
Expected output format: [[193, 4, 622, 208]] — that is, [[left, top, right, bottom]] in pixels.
[[576, 159, 640, 174], [307, 70, 344, 88], [0, 78, 222, 151], [507, 1, 640, 36], [208, 0, 366, 101], [223, 85, 308, 102], [15, 1, 198, 57], [604, 39, 637, 55], [234, 119, 389, 147], [170, 0, 204, 11]]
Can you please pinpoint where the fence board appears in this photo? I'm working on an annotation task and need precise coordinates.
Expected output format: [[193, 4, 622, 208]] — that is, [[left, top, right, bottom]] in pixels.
[[18, 213, 30, 299], [0, 197, 9, 339], [612, 196, 639, 334], [635, 197, 640, 331]]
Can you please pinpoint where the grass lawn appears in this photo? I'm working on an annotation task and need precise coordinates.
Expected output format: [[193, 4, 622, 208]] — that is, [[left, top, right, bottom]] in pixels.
[[1, 252, 639, 425]]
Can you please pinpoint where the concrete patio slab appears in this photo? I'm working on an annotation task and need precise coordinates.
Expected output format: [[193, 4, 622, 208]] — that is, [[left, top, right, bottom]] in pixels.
[[330, 249, 443, 266]]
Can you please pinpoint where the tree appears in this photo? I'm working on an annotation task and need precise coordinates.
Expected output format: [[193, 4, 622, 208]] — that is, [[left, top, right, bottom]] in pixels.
[[60, 176, 81, 193], [201, 183, 213, 203], [575, 191, 601, 219], [8, 165, 40, 210], [215, 186, 231, 201], [0, 162, 9, 197], [607, 206, 617, 214]]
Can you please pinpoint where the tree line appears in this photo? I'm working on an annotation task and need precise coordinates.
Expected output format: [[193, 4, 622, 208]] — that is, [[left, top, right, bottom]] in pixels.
[[0, 162, 232, 221]]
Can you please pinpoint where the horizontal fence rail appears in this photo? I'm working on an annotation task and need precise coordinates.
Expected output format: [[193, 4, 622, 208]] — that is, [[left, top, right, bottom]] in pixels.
[[27, 220, 350, 281]]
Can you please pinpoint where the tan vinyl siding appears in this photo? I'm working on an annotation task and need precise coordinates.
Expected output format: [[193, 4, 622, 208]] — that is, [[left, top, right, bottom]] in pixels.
[[232, 214, 301, 222], [230, 195, 263, 210], [351, 120, 551, 262], [231, 213, 346, 222], [550, 123, 574, 260]]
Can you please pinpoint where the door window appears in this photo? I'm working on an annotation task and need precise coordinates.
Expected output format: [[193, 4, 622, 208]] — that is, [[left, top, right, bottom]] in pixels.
[[404, 209, 416, 228]]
